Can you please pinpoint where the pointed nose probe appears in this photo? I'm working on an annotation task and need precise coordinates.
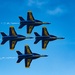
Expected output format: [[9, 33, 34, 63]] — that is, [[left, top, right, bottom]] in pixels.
[[40, 55, 48, 57], [42, 22, 51, 24], [57, 37, 65, 39], [26, 37, 34, 39]]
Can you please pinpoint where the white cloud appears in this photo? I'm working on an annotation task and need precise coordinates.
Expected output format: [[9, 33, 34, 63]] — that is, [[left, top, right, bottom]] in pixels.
[[47, 7, 64, 15], [27, 0, 46, 7]]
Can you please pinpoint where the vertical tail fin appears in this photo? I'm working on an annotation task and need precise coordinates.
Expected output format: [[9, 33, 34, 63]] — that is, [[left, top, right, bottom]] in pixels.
[[34, 32, 40, 44], [0, 32, 8, 45], [42, 27, 49, 36], [18, 16, 26, 29], [16, 51, 23, 63]]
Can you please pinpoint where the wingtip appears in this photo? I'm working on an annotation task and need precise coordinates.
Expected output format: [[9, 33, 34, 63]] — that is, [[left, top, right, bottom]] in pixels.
[[28, 10, 32, 13], [16, 50, 18, 52], [25, 44, 29, 47], [34, 32, 38, 35], [0, 44, 3, 45], [27, 33, 31, 34], [42, 26, 46, 28], [25, 66, 29, 68], [10, 26, 14, 28], [16, 62, 19, 63], [42, 48, 46, 50], [18, 28, 21, 29], [18, 27, 21, 29], [34, 32, 36, 34], [19, 16, 22, 17], [34, 41, 36, 44], [10, 48, 14, 50]]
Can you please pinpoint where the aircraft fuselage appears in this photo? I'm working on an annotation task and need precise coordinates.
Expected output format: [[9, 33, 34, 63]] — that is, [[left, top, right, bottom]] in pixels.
[[18, 53, 41, 60], [3, 35, 25, 41], [18, 53, 47, 60], [20, 20, 49, 26], [35, 36, 57, 41]]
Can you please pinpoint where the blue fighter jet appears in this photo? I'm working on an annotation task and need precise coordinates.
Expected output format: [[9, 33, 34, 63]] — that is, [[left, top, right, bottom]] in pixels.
[[16, 45, 48, 68], [0, 26, 33, 50], [34, 27, 64, 49], [18, 11, 50, 34]]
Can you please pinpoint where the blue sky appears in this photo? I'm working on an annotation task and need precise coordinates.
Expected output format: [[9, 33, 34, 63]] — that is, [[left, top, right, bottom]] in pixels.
[[0, 0, 75, 75]]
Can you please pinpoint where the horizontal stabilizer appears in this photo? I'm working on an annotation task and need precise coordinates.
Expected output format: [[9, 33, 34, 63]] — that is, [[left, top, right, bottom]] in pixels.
[[18, 16, 26, 29], [0, 32, 8, 45], [1, 39, 8, 45], [18, 24, 25, 29], [34, 32, 40, 44], [0, 32, 7, 36], [34, 39, 40, 44], [16, 51, 23, 55], [34, 32, 40, 36], [17, 58, 23, 63], [19, 16, 25, 21]]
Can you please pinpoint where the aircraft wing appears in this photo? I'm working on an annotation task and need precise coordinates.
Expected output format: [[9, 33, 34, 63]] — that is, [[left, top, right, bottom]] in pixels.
[[10, 26, 17, 36], [25, 58, 32, 68], [42, 40, 49, 49], [9, 40, 17, 50], [42, 27, 49, 36], [27, 25, 34, 34], [25, 45, 32, 54], [27, 11, 34, 21]]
